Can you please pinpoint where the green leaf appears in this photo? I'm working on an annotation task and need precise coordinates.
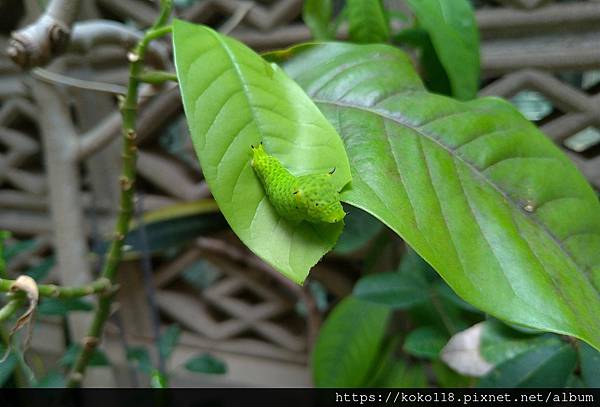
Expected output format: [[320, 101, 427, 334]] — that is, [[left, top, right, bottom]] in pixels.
[[126, 346, 153, 374], [334, 205, 384, 254], [346, 0, 389, 44], [375, 360, 427, 388], [432, 360, 471, 387], [34, 371, 66, 388], [100, 200, 226, 257], [0, 353, 17, 386], [279, 42, 600, 351], [403, 326, 447, 360], [173, 20, 351, 284], [150, 369, 169, 388], [580, 342, 600, 388], [394, 28, 451, 96], [404, 0, 479, 100], [38, 298, 93, 316], [480, 320, 561, 366], [158, 324, 181, 361], [60, 345, 109, 367], [565, 374, 585, 388], [25, 257, 54, 282], [184, 353, 227, 375], [312, 297, 390, 387], [303, 0, 333, 41], [478, 342, 577, 388], [353, 271, 429, 309]]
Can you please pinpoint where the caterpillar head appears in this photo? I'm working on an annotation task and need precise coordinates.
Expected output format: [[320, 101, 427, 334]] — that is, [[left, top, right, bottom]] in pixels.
[[295, 174, 346, 223]]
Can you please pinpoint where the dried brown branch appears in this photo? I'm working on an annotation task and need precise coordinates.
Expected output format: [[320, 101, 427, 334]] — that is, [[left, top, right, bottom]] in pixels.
[[8, 0, 81, 68]]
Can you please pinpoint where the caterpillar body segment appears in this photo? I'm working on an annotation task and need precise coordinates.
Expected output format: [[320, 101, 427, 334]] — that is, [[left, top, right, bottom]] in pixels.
[[250, 144, 346, 224]]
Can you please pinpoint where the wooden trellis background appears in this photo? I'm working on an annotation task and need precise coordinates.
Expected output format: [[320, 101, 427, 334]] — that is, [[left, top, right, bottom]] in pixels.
[[0, 0, 599, 386]]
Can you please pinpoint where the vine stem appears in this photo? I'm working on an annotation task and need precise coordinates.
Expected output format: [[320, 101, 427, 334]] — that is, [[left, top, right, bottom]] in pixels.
[[0, 278, 111, 299], [66, 0, 173, 388]]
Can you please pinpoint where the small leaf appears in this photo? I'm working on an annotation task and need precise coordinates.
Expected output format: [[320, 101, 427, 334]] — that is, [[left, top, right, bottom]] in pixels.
[[4, 239, 37, 263], [394, 28, 451, 96], [185, 353, 227, 375], [25, 257, 55, 282], [478, 342, 577, 388], [375, 360, 427, 388], [334, 205, 384, 254], [0, 353, 17, 386], [60, 345, 109, 367], [126, 346, 153, 374], [158, 324, 181, 361], [99, 200, 226, 258], [432, 360, 471, 388], [38, 298, 93, 316], [403, 326, 447, 360], [404, 0, 479, 100], [150, 369, 169, 388], [480, 320, 560, 366], [346, 0, 389, 44], [353, 271, 428, 309], [302, 0, 333, 41], [579, 342, 600, 388], [565, 374, 585, 388], [312, 297, 390, 387], [34, 371, 66, 388]]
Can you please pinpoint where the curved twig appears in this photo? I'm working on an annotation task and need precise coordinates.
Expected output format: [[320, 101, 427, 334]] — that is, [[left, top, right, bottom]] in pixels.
[[7, 0, 80, 68]]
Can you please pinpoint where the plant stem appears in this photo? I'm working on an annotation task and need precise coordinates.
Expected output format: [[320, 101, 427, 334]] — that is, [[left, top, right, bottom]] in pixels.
[[65, 0, 173, 388], [0, 278, 111, 299], [0, 297, 25, 323]]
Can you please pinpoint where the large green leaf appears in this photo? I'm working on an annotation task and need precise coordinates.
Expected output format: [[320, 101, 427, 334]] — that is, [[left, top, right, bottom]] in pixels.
[[173, 20, 351, 283], [312, 297, 390, 387], [278, 42, 600, 350], [404, 0, 479, 100]]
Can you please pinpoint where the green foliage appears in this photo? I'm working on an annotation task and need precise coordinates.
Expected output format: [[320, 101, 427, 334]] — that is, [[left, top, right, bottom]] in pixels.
[[60, 345, 109, 367], [334, 206, 384, 254], [394, 28, 451, 96], [312, 297, 390, 387], [38, 298, 93, 316], [478, 342, 577, 388], [346, 0, 389, 44], [34, 371, 66, 388], [403, 0, 479, 100], [126, 346, 153, 374], [172, 20, 351, 283], [101, 200, 226, 257], [0, 231, 10, 278], [302, 0, 333, 40], [480, 320, 560, 366], [402, 326, 447, 360], [580, 343, 600, 388], [158, 324, 181, 361], [184, 353, 227, 375], [279, 42, 600, 351], [353, 269, 429, 309], [0, 352, 17, 387]]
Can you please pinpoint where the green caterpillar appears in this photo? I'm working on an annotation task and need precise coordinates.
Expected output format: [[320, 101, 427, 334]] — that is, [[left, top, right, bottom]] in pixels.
[[251, 143, 346, 224]]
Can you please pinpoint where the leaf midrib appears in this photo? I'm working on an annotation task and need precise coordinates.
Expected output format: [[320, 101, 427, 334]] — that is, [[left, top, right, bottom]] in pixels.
[[314, 97, 595, 291]]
